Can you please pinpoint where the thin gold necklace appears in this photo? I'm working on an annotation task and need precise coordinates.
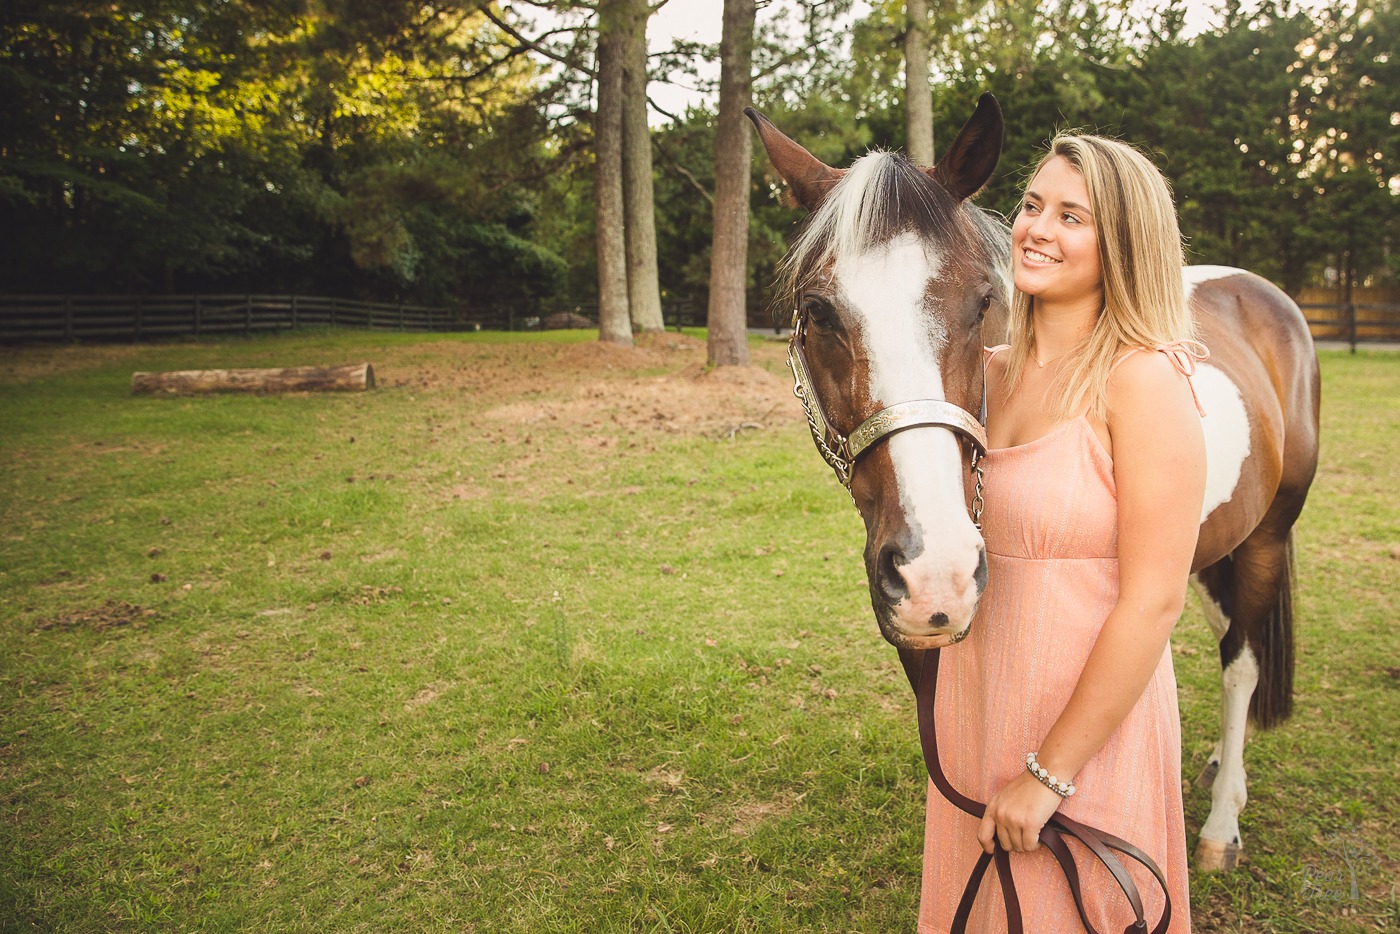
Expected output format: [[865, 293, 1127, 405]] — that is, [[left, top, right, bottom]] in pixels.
[[1033, 347, 1072, 368]]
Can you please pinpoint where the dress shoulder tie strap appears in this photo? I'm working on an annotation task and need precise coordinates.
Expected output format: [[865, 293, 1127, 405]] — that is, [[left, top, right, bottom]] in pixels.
[[1112, 340, 1211, 417], [1155, 339, 1210, 417], [984, 343, 1011, 360]]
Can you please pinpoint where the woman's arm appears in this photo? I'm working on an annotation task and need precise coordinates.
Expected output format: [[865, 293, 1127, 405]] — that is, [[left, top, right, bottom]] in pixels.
[[978, 350, 1207, 854]]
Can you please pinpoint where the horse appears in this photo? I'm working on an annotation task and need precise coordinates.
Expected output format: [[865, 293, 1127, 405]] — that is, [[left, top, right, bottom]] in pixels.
[[744, 94, 1320, 882]]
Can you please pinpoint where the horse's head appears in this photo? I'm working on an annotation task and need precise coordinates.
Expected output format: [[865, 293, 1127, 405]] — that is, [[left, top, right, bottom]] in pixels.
[[749, 95, 1009, 650]]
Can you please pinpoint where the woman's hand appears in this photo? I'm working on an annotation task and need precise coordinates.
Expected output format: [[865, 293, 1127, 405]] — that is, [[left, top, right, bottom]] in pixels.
[[977, 770, 1064, 854]]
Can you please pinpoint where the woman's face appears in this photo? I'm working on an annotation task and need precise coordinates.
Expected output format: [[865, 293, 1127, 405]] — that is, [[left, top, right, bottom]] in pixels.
[[1011, 155, 1103, 310]]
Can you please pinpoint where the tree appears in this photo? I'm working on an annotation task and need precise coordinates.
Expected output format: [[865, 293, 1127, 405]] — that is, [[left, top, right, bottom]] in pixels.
[[707, 0, 758, 366], [486, 0, 668, 339], [0, 1, 569, 305], [1307, 0, 1400, 292], [905, 0, 934, 164], [1126, 4, 1333, 293], [594, 0, 633, 343], [620, 0, 665, 332]]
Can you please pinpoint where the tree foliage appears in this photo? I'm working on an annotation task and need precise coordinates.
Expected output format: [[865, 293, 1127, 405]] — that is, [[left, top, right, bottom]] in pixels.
[[1, 0, 1394, 307], [0, 0, 565, 305]]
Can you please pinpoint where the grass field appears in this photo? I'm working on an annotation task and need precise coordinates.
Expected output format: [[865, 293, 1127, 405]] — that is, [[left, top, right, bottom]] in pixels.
[[0, 329, 1395, 933]]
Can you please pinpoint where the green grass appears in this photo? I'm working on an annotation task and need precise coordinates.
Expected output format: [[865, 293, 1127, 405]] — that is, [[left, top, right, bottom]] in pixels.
[[0, 330, 1395, 932]]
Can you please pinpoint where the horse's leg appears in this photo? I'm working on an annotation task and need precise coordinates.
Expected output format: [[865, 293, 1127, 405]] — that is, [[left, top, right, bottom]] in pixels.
[[1187, 574, 1260, 790], [1190, 561, 1253, 872], [1190, 574, 1228, 790], [1190, 530, 1296, 872]]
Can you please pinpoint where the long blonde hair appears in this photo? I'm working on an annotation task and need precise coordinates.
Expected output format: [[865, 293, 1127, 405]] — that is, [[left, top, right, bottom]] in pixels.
[[1003, 134, 1195, 421]]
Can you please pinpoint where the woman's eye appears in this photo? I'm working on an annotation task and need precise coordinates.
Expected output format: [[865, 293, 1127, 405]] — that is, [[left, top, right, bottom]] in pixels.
[[1063, 213, 1080, 225]]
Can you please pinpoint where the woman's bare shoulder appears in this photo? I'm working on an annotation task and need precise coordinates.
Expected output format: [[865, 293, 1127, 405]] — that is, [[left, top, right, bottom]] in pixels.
[[1106, 347, 1204, 461], [1107, 347, 1190, 407]]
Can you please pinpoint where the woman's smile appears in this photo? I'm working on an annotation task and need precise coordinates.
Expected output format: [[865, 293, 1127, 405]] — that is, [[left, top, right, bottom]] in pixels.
[[1022, 247, 1061, 265], [1011, 155, 1102, 309]]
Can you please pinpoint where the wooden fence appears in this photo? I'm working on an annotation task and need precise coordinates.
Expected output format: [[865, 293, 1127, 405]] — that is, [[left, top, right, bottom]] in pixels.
[[16, 293, 1383, 347], [1299, 302, 1400, 351], [0, 294, 703, 344]]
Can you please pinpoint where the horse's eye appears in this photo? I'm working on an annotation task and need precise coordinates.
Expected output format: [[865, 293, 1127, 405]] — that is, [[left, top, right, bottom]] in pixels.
[[802, 295, 837, 330], [976, 293, 992, 321]]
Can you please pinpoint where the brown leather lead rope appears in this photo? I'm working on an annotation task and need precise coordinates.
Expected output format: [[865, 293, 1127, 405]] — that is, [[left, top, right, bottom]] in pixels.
[[916, 649, 1173, 934]]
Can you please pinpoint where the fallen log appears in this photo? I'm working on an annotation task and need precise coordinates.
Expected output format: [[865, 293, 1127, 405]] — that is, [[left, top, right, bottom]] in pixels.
[[131, 363, 375, 395]]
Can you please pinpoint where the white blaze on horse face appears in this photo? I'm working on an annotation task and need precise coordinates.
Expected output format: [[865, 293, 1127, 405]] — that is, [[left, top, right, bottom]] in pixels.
[[836, 232, 984, 634], [1194, 364, 1251, 523]]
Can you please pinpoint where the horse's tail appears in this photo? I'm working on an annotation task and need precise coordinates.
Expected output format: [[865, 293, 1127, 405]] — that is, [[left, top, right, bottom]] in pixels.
[[1249, 532, 1296, 730]]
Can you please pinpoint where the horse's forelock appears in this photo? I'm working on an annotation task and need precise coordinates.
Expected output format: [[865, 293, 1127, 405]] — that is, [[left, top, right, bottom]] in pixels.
[[780, 151, 1005, 301]]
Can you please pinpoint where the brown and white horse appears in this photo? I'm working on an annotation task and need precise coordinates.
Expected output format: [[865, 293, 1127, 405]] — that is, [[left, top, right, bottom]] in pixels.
[[747, 95, 1320, 872]]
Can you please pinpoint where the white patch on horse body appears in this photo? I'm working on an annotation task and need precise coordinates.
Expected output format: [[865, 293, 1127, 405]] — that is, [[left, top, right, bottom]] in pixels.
[[836, 233, 984, 633], [1194, 364, 1251, 523], [1190, 573, 1232, 642], [1182, 265, 1247, 304], [1200, 644, 1258, 847]]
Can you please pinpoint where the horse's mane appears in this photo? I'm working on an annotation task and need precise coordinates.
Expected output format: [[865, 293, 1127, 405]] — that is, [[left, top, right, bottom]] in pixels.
[[779, 150, 1010, 308]]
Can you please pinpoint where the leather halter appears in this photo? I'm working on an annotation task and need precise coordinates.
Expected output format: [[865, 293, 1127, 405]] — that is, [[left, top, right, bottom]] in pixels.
[[785, 310, 1173, 932], [786, 313, 988, 510]]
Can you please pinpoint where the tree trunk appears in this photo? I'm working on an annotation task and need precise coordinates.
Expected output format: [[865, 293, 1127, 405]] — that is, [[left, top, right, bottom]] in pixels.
[[706, 0, 757, 367], [595, 1, 632, 345], [131, 363, 375, 395], [621, 0, 665, 333], [905, 0, 934, 166]]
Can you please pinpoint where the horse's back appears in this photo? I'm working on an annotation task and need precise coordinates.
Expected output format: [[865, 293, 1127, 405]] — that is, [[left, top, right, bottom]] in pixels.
[[1184, 266, 1320, 567]]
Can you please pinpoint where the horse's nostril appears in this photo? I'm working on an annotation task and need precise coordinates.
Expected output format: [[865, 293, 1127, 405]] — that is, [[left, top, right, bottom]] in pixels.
[[974, 548, 988, 595], [928, 612, 950, 628], [876, 543, 909, 605]]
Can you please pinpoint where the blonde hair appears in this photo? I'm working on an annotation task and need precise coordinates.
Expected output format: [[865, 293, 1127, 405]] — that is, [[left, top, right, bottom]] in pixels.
[[1003, 134, 1195, 421]]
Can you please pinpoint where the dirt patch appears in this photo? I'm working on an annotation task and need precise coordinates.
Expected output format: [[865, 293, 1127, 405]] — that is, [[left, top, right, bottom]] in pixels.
[[31, 600, 156, 633], [7, 332, 805, 514], [348, 585, 404, 606], [0, 344, 151, 383], [480, 357, 798, 440], [728, 798, 795, 836], [378, 333, 803, 440], [5, 331, 802, 444], [643, 765, 686, 789], [404, 684, 446, 710], [383, 332, 715, 398]]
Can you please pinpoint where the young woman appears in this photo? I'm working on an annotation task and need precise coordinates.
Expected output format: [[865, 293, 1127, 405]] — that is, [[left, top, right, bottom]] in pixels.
[[918, 134, 1206, 932]]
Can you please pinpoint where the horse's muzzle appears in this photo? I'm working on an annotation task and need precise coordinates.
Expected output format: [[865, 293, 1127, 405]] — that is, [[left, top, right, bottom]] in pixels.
[[878, 617, 973, 650], [867, 540, 985, 650]]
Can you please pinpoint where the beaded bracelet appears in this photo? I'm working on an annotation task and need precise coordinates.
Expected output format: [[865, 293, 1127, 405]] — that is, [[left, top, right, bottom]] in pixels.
[[1025, 752, 1076, 798]]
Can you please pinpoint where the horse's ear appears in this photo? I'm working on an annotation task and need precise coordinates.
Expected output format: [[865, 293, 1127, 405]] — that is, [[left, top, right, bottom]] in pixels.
[[745, 108, 846, 211], [925, 93, 1004, 202]]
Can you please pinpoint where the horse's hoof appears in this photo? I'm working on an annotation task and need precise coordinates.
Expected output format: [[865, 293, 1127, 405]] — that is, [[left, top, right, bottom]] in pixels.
[[1195, 760, 1220, 789], [1195, 838, 1241, 872]]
